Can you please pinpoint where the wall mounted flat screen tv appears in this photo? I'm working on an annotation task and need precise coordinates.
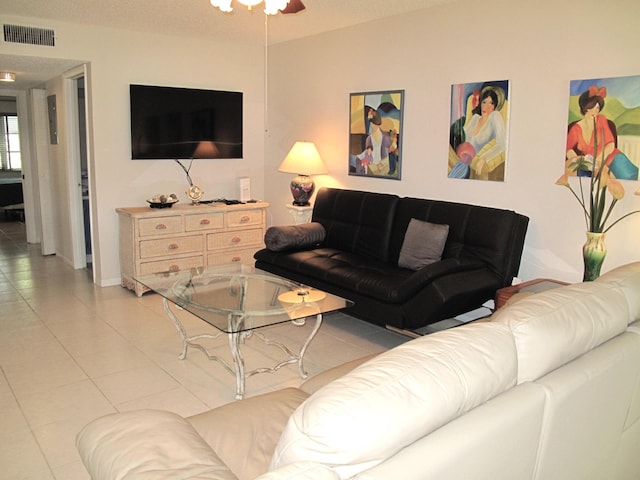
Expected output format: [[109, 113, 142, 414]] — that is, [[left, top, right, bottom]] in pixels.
[[130, 84, 243, 160]]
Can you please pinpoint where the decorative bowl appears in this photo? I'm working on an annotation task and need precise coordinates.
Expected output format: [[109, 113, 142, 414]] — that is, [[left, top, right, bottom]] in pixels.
[[147, 194, 179, 209]]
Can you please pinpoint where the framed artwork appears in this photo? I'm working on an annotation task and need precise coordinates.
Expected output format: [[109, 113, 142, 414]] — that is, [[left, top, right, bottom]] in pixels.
[[565, 74, 640, 181], [448, 80, 510, 182], [349, 90, 403, 179]]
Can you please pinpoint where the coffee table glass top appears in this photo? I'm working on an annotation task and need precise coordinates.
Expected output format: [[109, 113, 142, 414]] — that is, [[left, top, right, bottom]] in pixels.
[[134, 264, 352, 333]]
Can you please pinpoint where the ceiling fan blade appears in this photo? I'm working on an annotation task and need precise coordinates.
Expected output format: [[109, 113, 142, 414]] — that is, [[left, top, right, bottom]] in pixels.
[[281, 0, 306, 14]]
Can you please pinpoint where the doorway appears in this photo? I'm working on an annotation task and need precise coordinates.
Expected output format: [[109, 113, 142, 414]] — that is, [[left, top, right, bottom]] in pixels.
[[63, 67, 92, 271], [76, 77, 91, 266]]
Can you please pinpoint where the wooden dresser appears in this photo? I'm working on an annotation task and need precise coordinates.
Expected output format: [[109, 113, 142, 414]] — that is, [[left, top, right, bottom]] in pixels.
[[117, 202, 269, 296]]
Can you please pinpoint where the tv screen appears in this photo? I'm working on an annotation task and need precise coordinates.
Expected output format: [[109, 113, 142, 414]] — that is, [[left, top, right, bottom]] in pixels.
[[130, 84, 243, 160]]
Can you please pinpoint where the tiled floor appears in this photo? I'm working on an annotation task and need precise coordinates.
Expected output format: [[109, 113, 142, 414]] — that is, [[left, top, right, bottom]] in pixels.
[[0, 218, 408, 480]]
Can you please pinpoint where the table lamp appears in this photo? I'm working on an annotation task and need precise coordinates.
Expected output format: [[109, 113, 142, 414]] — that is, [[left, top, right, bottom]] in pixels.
[[278, 141, 327, 206]]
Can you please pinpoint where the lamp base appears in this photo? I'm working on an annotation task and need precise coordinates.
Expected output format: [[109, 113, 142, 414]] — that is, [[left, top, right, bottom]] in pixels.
[[290, 175, 314, 206]]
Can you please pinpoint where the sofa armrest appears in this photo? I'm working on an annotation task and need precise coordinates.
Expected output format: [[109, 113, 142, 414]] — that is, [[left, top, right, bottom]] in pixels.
[[256, 462, 340, 480], [76, 409, 238, 480]]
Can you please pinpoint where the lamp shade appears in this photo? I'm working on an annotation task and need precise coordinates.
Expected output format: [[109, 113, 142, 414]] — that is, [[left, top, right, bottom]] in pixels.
[[278, 142, 327, 207], [278, 142, 327, 175]]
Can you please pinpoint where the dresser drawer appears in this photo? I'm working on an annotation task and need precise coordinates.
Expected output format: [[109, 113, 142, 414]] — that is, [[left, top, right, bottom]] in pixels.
[[207, 249, 257, 266], [140, 235, 203, 259], [227, 210, 263, 228], [138, 216, 183, 237], [139, 255, 204, 275], [207, 228, 263, 251], [185, 212, 224, 232]]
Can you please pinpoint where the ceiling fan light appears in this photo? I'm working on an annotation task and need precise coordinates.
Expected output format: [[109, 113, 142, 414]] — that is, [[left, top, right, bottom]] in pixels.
[[264, 0, 290, 14], [0, 71, 16, 82], [237, 0, 264, 8], [210, 0, 233, 12]]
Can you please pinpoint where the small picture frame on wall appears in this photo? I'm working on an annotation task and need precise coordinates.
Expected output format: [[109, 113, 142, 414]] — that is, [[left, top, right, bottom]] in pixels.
[[47, 94, 58, 145], [349, 90, 403, 180], [448, 80, 510, 182]]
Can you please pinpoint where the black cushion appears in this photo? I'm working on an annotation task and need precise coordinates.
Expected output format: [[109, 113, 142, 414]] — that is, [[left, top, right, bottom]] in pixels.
[[264, 222, 326, 252]]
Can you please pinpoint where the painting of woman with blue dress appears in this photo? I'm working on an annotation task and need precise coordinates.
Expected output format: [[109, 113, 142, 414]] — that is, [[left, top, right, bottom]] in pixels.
[[565, 75, 640, 181], [448, 80, 510, 182]]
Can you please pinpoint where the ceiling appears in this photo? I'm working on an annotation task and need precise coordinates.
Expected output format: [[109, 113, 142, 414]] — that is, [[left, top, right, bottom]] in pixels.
[[0, 0, 453, 92]]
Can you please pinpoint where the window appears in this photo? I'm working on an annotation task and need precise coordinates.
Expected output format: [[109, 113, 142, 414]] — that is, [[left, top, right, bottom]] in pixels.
[[0, 115, 21, 171]]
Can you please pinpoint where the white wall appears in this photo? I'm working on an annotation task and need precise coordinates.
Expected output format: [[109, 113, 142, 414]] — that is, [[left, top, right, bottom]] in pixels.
[[265, 0, 640, 283], [2, 15, 267, 287]]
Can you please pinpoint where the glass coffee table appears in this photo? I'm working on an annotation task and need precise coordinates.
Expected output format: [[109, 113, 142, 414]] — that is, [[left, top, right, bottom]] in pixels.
[[134, 264, 352, 399]]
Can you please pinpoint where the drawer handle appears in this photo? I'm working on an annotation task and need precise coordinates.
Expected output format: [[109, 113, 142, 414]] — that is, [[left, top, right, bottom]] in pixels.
[[200, 219, 210, 225], [168, 243, 179, 250], [231, 236, 241, 243], [156, 223, 167, 230], [240, 215, 250, 223], [231, 256, 241, 262], [169, 265, 180, 272]]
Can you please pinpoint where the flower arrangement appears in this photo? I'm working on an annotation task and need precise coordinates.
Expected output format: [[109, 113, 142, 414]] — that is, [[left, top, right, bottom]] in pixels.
[[556, 119, 640, 234]]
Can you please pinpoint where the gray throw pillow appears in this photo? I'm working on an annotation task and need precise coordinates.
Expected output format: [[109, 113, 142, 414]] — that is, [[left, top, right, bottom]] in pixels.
[[264, 222, 326, 252], [398, 218, 449, 270]]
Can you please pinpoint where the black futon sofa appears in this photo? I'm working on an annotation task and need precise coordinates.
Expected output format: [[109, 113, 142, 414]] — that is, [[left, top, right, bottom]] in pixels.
[[254, 187, 529, 331]]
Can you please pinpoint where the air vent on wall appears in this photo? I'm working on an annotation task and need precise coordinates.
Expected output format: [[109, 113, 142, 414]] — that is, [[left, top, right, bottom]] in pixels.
[[3, 24, 55, 47]]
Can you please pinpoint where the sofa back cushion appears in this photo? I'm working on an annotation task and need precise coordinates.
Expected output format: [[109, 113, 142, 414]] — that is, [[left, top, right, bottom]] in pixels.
[[270, 322, 517, 479], [390, 198, 529, 285], [491, 280, 631, 384], [596, 261, 640, 323], [312, 188, 398, 263]]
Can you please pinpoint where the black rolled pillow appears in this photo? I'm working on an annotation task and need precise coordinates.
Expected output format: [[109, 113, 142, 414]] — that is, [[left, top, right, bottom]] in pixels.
[[264, 222, 326, 252]]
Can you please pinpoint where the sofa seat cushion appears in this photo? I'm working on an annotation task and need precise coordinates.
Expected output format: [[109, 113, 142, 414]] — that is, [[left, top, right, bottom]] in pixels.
[[491, 280, 631, 383], [255, 247, 489, 304], [188, 388, 309, 480], [271, 322, 517, 479], [76, 409, 237, 480]]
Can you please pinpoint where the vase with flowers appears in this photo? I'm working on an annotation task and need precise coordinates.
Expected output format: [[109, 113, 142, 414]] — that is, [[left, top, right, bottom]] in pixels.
[[557, 115, 640, 281]]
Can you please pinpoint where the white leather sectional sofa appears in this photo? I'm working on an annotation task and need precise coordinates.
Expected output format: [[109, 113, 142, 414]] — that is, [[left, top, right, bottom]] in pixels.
[[77, 262, 640, 479]]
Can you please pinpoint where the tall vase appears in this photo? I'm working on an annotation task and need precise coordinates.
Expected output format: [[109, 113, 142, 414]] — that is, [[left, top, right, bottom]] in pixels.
[[582, 232, 607, 281]]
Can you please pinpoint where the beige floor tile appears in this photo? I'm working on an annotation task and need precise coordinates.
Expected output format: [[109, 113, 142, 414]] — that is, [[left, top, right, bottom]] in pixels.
[[0, 429, 55, 480], [92, 364, 181, 404], [51, 460, 91, 480], [74, 344, 155, 378], [115, 386, 210, 417], [4, 354, 89, 398], [18, 379, 116, 428]]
